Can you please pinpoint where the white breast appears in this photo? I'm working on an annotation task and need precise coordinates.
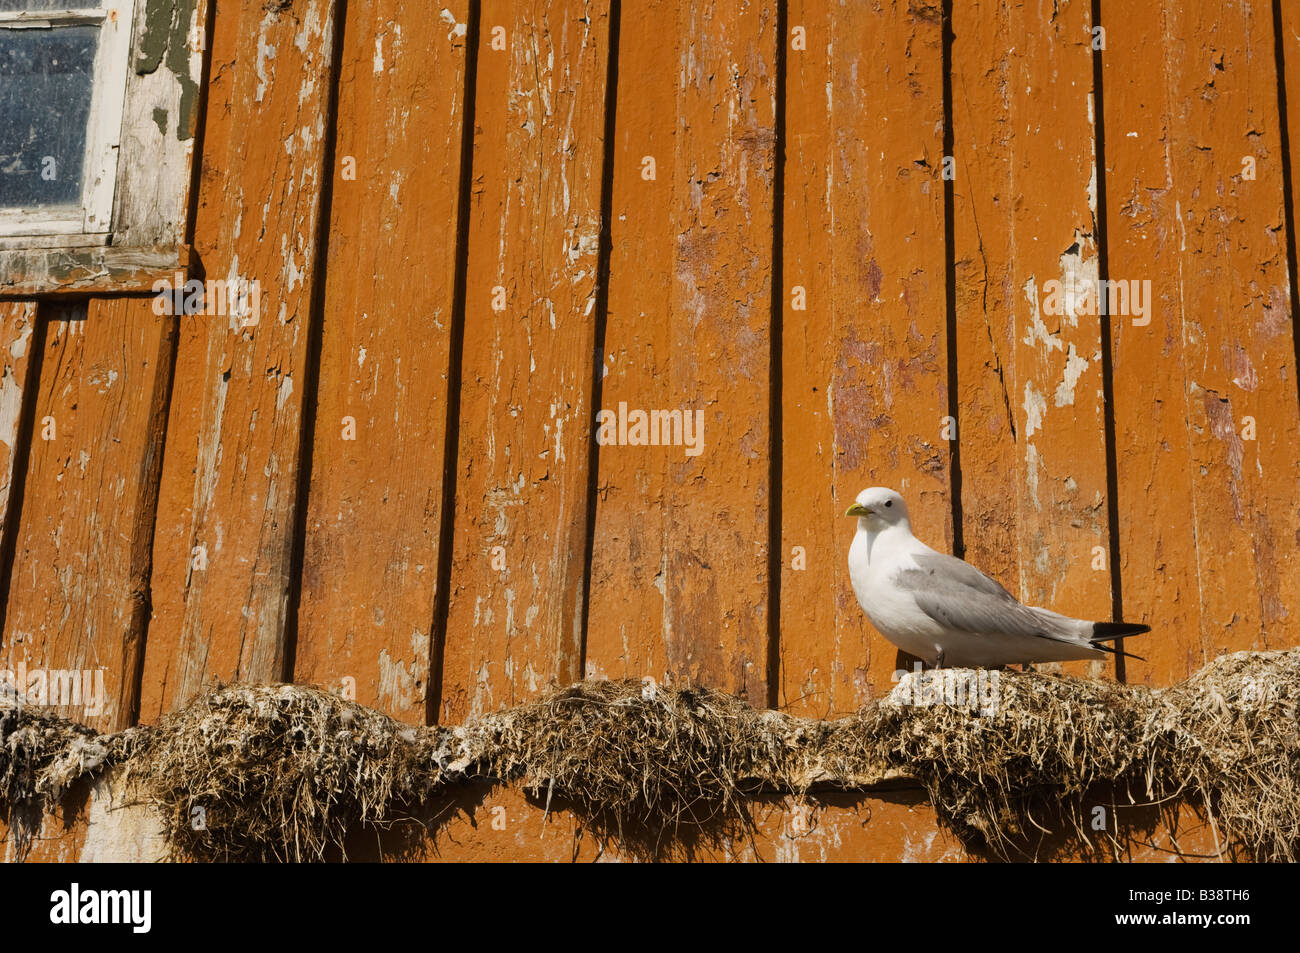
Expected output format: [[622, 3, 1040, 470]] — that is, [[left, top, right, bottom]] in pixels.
[[847, 530, 946, 661]]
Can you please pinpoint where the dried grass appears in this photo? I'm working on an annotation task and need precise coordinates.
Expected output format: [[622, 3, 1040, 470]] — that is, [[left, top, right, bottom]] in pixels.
[[1, 650, 1296, 861]]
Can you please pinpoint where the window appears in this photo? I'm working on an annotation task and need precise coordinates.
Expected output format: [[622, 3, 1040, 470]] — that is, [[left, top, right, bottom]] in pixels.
[[0, 0, 205, 295], [0, 0, 134, 242]]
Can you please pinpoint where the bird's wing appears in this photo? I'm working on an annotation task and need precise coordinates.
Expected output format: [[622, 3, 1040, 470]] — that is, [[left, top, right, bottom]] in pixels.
[[894, 552, 1075, 642]]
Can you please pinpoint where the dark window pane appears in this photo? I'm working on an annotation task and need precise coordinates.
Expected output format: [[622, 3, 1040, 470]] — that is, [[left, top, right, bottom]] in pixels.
[[0, 24, 98, 209], [0, 3, 101, 11]]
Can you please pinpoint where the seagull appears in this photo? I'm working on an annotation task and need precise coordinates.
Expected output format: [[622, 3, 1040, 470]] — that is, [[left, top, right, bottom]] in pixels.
[[845, 487, 1149, 668]]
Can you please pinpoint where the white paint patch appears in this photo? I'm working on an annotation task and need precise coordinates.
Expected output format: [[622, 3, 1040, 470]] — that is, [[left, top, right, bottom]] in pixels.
[[295, 1, 323, 54], [440, 7, 467, 40], [281, 234, 306, 292], [0, 368, 22, 450], [1054, 344, 1089, 408], [1023, 381, 1047, 439], [1057, 232, 1099, 327], [1025, 442, 1041, 510], [377, 648, 416, 712], [9, 321, 31, 360], [276, 374, 294, 410], [224, 256, 260, 332], [373, 34, 385, 73], [254, 25, 277, 103], [1021, 279, 1062, 353], [78, 773, 167, 862]]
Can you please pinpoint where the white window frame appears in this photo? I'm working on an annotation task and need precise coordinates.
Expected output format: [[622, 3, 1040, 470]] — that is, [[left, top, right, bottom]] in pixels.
[[0, 0, 205, 296], [0, 1, 135, 243]]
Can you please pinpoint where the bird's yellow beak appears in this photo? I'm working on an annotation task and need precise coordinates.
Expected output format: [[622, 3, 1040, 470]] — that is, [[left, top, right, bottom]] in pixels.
[[845, 502, 872, 518]]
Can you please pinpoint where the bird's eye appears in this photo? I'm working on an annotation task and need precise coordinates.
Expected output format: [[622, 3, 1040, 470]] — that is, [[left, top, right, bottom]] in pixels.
[[885, 500, 892, 508]]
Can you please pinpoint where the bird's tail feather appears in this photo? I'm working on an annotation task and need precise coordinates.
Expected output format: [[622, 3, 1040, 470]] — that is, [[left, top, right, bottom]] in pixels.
[[1089, 621, 1150, 661]]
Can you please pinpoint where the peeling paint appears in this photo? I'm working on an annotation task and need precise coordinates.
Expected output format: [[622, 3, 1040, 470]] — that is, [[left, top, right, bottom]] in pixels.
[[1054, 344, 1090, 407], [0, 367, 22, 451], [134, 0, 202, 140], [1022, 380, 1047, 438], [255, 22, 277, 103]]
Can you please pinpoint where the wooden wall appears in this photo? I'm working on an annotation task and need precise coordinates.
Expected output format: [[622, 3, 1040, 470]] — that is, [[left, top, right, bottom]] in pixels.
[[3, 0, 1299, 861]]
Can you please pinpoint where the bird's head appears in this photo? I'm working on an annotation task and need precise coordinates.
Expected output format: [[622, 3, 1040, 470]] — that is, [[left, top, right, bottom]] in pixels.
[[844, 487, 910, 530]]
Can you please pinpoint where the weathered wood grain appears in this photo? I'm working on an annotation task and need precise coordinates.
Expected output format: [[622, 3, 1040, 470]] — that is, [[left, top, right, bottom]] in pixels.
[[1283, 0, 1300, 253], [1104, 0, 1300, 680], [950, 0, 1021, 601], [952, 0, 1112, 680], [1, 300, 174, 732], [115, 0, 210, 247], [0, 303, 36, 538], [1100, 2, 1205, 682], [139, 0, 340, 719], [778, 0, 951, 717], [585, 0, 778, 704], [293, 0, 471, 723], [0, 245, 194, 297], [438, 0, 612, 723]]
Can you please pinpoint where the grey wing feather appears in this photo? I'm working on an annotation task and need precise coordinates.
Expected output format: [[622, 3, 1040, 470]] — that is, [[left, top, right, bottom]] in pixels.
[[896, 553, 1071, 641]]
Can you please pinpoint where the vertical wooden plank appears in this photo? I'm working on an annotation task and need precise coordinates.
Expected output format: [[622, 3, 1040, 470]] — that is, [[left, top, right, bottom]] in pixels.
[[1282, 0, 1300, 251], [777, 0, 950, 717], [584, 0, 778, 704], [0, 303, 36, 539], [438, 0, 611, 723], [1104, 0, 1300, 681], [140, 0, 339, 718], [953, 0, 1112, 674], [1, 301, 174, 731], [1101, 3, 1203, 681], [292, 2, 470, 723], [1007, 0, 1112, 671], [950, 1, 1021, 601], [581, 0, 672, 690]]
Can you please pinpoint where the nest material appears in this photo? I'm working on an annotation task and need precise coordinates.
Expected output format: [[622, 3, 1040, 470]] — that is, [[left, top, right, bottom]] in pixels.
[[1, 650, 1297, 862]]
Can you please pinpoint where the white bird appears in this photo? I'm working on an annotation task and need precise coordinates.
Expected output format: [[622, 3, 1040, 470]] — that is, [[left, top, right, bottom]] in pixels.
[[845, 487, 1148, 668]]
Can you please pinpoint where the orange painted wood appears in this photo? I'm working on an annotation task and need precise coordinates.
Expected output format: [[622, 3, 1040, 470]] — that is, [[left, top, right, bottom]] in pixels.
[[412, 791, 968, 862], [1, 301, 174, 731], [0, 303, 36, 539], [1283, 0, 1300, 240], [950, 2, 1022, 601], [0, 776, 1225, 862], [1104, 0, 1300, 682], [292, 1, 471, 723], [438, 0, 612, 723], [140, 0, 340, 719], [362, 786, 1222, 862], [1101, 3, 1209, 683], [778, 1, 951, 718], [1, 795, 89, 863], [581, 0, 675, 690], [585, 0, 778, 704], [952, 0, 1113, 679]]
